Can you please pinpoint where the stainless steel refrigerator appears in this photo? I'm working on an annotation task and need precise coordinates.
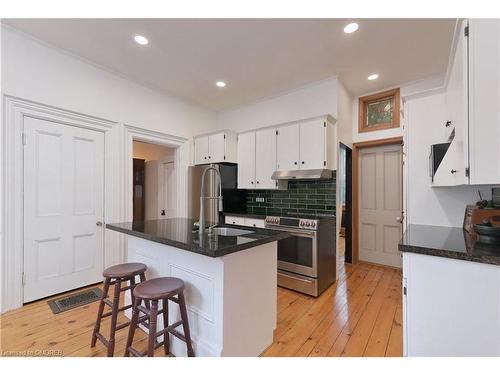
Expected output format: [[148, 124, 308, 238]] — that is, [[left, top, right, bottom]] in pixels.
[[187, 164, 247, 223]]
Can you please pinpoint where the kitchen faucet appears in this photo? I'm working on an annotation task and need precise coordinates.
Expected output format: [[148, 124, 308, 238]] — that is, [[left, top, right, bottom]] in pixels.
[[198, 166, 223, 236]]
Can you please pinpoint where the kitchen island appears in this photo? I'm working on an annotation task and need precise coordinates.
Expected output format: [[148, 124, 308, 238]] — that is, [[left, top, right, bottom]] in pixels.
[[106, 218, 289, 357]]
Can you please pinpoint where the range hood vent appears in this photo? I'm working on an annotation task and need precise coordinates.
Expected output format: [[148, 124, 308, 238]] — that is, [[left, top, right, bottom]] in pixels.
[[271, 169, 333, 181]]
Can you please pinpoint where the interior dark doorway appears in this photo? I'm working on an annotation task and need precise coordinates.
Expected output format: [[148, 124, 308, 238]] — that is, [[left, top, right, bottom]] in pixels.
[[340, 143, 353, 264]]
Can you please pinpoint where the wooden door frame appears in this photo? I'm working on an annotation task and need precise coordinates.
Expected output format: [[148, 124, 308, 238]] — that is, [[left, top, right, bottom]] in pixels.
[[352, 136, 403, 263]]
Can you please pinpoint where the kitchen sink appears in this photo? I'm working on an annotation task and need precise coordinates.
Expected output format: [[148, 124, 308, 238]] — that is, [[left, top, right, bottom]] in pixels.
[[210, 227, 254, 236]]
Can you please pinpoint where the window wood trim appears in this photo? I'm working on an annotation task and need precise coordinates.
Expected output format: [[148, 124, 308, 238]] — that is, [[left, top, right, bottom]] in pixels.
[[358, 88, 400, 133]]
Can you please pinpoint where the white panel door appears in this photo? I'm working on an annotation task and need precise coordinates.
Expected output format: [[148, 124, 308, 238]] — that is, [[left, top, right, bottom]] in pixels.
[[23, 117, 105, 302], [468, 19, 500, 184], [194, 136, 209, 165], [237, 132, 256, 189], [255, 128, 277, 189], [276, 123, 300, 171], [159, 162, 176, 219], [208, 133, 225, 163], [359, 144, 403, 268], [300, 119, 325, 169]]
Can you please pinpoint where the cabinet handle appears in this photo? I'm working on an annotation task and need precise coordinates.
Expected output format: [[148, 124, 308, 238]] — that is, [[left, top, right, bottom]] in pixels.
[[301, 161, 305, 165], [451, 169, 457, 174], [445, 121, 452, 128], [204, 156, 207, 160], [251, 181, 254, 184], [208, 156, 211, 159], [294, 161, 298, 165], [253, 224, 256, 227], [256, 181, 260, 184]]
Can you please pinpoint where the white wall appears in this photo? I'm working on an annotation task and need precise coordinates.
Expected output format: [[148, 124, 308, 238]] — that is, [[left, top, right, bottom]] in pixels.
[[405, 91, 493, 227], [1, 26, 216, 138], [133, 141, 175, 162], [216, 77, 340, 132], [1, 26, 217, 311]]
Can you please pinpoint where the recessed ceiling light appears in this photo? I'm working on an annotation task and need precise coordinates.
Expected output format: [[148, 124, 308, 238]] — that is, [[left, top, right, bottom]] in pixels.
[[343, 22, 359, 34], [216, 81, 226, 88], [368, 73, 379, 81], [134, 35, 149, 45]]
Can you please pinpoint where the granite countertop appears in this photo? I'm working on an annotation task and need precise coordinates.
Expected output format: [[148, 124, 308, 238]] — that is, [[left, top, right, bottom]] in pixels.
[[222, 212, 266, 219], [399, 224, 500, 266], [106, 218, 289, 258]]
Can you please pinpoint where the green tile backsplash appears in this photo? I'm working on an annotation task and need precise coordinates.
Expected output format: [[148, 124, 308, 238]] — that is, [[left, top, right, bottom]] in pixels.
[[246, 172, 336, 217]]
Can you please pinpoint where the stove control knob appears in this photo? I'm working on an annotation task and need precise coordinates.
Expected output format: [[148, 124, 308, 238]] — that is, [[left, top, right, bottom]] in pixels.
[[311, 222, 316, 228], [305, 221, 311, 227]]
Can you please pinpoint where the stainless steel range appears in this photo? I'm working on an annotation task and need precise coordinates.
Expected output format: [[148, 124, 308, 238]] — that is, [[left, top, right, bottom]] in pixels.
[[264, 215, 336, 297]]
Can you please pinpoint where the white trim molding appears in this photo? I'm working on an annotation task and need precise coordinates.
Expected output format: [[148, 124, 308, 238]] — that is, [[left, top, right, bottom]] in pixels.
[[1, 95, 118, 312], [123, 124, 190, 223]]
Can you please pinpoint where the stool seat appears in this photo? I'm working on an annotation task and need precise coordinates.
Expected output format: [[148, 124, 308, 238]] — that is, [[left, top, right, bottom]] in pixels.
[[133, 277, 184, 300], [103, 262, 147, 278]]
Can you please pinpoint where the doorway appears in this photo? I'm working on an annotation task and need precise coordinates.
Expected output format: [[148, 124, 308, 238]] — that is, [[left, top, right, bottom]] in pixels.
[[352, 137, 403, 268], [339, 143, 353, 264], [132, 141, 177, 220]]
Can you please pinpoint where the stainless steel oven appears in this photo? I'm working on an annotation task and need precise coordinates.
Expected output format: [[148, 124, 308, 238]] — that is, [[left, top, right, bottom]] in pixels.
[[265, 215, 336, 297]]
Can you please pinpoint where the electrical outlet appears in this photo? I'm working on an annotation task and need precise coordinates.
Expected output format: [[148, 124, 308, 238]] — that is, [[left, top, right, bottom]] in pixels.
[[256, 197, 265, 203]]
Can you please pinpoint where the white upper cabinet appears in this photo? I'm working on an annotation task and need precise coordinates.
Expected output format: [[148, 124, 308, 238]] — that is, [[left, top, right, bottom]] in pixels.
[[237, 128, 282, 190], [194, 136, 209, 165], [276, 123, 300, 171], [276, 116, 336, 172], [468, 19, 500, 184], [299, 118, 326, 169], [237, 131, 256, 189], [255, 127, 278, 189], [193, 130, 237, 165], [433, 19, 500, 186]]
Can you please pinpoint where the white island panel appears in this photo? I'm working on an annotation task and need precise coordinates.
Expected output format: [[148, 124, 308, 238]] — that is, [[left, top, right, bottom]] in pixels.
[[126, 235, 277, 357]]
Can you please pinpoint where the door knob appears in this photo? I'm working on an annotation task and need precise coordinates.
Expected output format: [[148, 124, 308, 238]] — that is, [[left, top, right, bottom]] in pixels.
[[396, 217, 403, 223], [96, 221, 103, 227]]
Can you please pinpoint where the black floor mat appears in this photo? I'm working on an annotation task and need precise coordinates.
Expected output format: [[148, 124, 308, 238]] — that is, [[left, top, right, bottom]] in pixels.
[[47, 287, 102, 314]]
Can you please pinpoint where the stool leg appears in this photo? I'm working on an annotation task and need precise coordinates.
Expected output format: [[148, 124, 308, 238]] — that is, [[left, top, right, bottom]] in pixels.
[[162, 298, 169, 355], [107, 279, 121, 357], [91, 277, 110, 347], [139, 273, 150, 310], [129, 275, 136, 307], [178, 292, 195, 357], [147, 300, 159, 357], [124, 297, 141, 357]]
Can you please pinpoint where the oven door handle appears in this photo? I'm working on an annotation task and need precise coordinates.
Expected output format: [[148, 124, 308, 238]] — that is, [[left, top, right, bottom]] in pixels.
[[279, 272, 314, 284], [265, 226, 316, 237]]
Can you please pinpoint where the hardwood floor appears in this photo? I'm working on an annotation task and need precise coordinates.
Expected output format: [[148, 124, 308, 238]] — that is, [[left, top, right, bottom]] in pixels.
[[0, 261, 402, 357]]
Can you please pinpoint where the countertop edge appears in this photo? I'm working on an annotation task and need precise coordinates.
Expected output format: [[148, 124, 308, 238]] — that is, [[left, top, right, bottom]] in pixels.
[[398, 243, 500, 266], [106, 223, 289, 258]]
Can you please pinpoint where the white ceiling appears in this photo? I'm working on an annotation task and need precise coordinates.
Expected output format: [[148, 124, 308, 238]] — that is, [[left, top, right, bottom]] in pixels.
[[4, 18, 456, 111]]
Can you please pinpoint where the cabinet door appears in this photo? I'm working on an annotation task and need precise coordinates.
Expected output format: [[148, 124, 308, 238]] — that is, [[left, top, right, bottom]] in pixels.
[[276, 123, 300, 171], [194, 136, 209, 165], [469, 19, 500, 184], [447, 20, 469, 176], [237, 132, 256, 189], [255, 128, 277, 189], [300, 119, 326, 169], [208, 132, 225, 163]]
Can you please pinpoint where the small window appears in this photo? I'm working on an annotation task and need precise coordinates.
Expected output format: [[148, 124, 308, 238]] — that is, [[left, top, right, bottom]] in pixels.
[[359, 88, 400, 133]]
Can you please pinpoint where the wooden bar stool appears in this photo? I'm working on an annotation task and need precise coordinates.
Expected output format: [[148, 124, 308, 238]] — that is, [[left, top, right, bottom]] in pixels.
[[91, 262, 148, 357], [124, 277, 195, 357]]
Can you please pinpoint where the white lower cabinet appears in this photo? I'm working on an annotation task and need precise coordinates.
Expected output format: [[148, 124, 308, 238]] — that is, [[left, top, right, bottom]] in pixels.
[[225, 216, 265, 228], [403, 252, 500, 356]]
